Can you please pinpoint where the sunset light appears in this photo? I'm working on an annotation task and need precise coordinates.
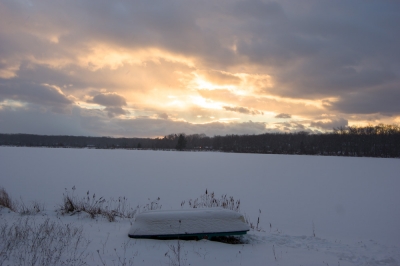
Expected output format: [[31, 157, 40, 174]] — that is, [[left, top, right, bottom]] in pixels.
[[0, 1, 399, 137]]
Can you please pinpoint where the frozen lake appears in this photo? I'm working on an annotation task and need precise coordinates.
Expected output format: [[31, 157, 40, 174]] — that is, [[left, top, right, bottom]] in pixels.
[[1, 147, 399, 247]]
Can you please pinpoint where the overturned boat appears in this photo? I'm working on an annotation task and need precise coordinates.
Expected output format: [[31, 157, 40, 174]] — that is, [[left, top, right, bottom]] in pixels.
[[128, 208, 250, 240]]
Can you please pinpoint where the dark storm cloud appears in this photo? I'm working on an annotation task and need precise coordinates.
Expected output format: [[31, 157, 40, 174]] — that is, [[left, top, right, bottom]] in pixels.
[[275, 113, 291, 119]]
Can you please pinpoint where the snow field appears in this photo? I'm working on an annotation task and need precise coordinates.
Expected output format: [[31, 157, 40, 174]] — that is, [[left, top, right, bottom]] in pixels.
[[1, 147, 399, 265]]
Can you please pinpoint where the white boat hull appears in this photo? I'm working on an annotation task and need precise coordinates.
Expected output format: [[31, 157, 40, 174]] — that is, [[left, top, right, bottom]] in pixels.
[[128, 208, 250, 239]]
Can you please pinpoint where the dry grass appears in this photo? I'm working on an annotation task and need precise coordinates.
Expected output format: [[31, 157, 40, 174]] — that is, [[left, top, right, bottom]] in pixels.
[[60, 186, 138, 222], [0, 187, 16, 212], [180, 189, 263, 244], [0, 187, 46, 215], [141, 197, 162, 212], [181, 189, 241, 212], [0, 217, 90, 266], [182, 189, 263, 232], [19, 200, 45, 215], [165, 240, 188, 266]]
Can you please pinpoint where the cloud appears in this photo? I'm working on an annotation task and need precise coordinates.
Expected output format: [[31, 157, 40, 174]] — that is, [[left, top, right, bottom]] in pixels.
[[89, 93, 127, 107], [0, 105, 89, 136], [0, 104, 273, 137], [111, 118, 270, 137], [310, 118, 348, 130], [230, 0, 400, 108], [197, 89, 239, 103], [275, 113, 291, 119], [157, 113, 169, 119], [328, 85, 400, 115], [233, 0, 285, 20], [87, 92, 128, 117], [276, 121, 305, 130], [104, 107, 128, 118], [1, 0, 399, 136], [223, 105, 263, 115], [198, 70, 241, 86], [198, 89, 326, 117], [0, 79, 73, 113]]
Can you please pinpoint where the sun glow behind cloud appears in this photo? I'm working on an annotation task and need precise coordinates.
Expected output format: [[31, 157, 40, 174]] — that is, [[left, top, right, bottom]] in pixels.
[[1, 0, 399, 137], [189, 96, 222, 110], [78, 45, 195, 71], [191, 75, 236, 91]]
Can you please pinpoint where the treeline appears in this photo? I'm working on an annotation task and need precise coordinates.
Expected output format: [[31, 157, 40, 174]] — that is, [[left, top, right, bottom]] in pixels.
[[214, 124, 400, 158], [0, 133, 212, 150], [1, 124, 399, 158]]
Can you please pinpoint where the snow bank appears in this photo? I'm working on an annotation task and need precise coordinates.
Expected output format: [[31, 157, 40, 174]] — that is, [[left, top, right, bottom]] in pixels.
[[129, 208, 249, 237]]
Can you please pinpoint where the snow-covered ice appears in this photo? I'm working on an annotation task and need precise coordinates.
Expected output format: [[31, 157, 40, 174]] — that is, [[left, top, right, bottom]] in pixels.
[[1, 147, 399, 265]]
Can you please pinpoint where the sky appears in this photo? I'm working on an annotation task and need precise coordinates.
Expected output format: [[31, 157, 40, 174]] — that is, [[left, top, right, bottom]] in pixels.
[[0, 0, 399, 138]]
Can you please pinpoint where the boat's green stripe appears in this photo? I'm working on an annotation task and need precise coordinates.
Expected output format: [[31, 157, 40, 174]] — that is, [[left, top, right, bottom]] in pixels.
[[128, 230, 248, 239]]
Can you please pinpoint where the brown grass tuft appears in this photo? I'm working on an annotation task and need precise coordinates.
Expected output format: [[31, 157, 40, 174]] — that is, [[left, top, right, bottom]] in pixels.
[[0, 187, 16, 212], [60, 186, 138, 222]]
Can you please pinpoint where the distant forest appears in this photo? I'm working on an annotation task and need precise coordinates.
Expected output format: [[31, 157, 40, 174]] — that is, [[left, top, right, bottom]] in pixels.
[[1, 124, 400, 158]]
